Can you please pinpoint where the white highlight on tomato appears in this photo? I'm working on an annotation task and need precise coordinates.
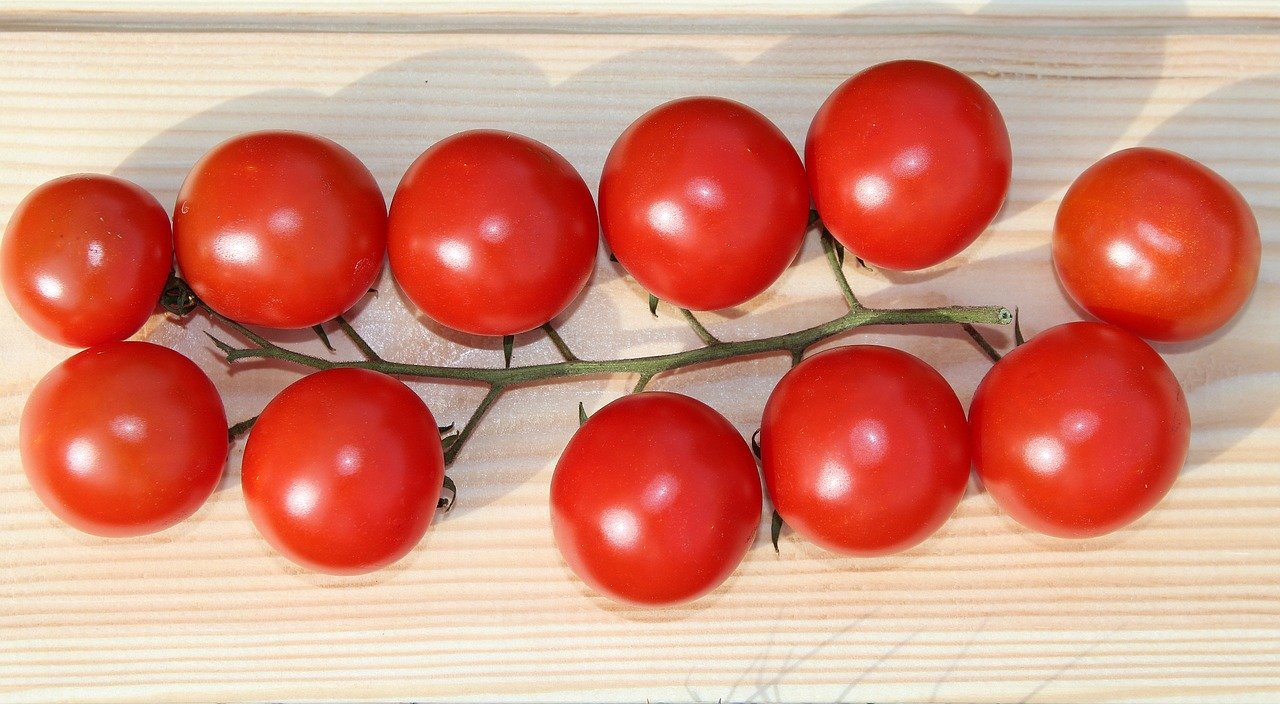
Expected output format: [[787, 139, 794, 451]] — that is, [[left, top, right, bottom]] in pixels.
[[599, 506, 641, 551]]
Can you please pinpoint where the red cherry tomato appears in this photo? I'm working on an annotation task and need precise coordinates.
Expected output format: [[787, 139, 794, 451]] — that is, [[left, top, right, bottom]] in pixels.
[[173, 131, 387, 329], [969, 321, 1190, 538], [806, 60, 1012, 270], [20, 342, 227, 537], [2, 174, 173, 347], [760, 345, 970, 556], [551, 392, 762, 605], [599, 97, 810, 310], [388, 130, 598, 336], [241, 368, 444, 575], [1053, 147, 1260, 341]]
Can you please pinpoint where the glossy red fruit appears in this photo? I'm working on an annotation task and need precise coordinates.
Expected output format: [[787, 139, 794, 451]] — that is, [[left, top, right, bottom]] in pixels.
[[806, 60, 1012, 270], [174, 130, 387, 329], [761, 345, 971, 556], [389, 130, 599, 336], [599, 97, 810, 310], [2, 174, 173, 347], [969, 321, 1190, 538], [551, 392, 763, 606], [241, 368, 444, 575], [20, 342, 227, 537], [1053, 147, 1260, 341]]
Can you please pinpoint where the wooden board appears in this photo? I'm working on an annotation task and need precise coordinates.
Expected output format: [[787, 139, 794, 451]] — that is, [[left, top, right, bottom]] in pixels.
[[1, 3, 1278, 702]]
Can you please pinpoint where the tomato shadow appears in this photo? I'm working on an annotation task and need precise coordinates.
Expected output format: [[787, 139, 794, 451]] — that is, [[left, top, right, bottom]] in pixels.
[[389, 247, 602, 364], [1140, 72, 1280, 471], [556, 552, 743, 623], [112, 1, 1181, 520]]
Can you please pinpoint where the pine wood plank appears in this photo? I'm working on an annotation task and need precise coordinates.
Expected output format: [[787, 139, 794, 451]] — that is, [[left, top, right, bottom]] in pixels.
[[0, 11, 1277, 703]]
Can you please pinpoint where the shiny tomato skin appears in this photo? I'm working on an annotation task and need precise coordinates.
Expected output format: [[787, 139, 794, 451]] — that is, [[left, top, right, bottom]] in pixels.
[[241, 368, 444, 575], [20, 342, 227, 537], [550, 392, 763, 606], [969, 321, 1190, 538], [173, 131, 387, 329], [2, 174, 173, 347], [760, 345, 971, 556], [806, 60, 1012, 270], [1053, 147, 1260, 342], [598, 97, 810, 311], [388, 130, 598, 336]]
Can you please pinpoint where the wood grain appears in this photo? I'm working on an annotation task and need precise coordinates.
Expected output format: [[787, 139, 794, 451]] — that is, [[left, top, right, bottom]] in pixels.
[[1, 4, 1278, 702]]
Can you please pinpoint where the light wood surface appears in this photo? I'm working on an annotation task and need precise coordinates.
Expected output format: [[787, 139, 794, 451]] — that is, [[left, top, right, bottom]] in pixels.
[[1, 3, 1278, 702]]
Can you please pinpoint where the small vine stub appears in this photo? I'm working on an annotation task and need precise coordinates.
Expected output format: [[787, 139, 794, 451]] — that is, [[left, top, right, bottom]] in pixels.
[[159, 274, 198, 317]]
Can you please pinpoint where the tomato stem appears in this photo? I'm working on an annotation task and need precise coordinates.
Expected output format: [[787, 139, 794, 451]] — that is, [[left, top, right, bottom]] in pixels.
[[335, 314, 383, 362], [677, 307, 721, 346], [227, 416, 257, 442], [443, 384, 503, 466], [961, 323, 1003, 363], [438, 475, 457, 512], [820, 228, 859, 310], [540, 322, 579, 362], [171, 225, 1012, 466], [310, 324, 335, 352]]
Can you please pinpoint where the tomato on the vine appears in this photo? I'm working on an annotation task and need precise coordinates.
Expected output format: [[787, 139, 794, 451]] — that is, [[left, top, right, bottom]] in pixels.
[[388, 130, 599, 336], [20, 341, 227, 537], [761, 345, 970, 556], [2, 174, 173, 347], [241, 368, 444, 575], [173, 131, 387, 329], [969, 321, 1190, 538], [1053, 147, 1260, 342], [599, 97, 810, 311], [551, 392, 762, 605], [806, 60, 1011, 270]]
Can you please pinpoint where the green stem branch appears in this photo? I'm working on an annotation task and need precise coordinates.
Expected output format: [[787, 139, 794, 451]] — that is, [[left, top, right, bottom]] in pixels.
[[541, 323, 579, 362], [204, 301, 1010, 389], [443, 385, 503, 466], [335, 315, 383, 362], [961, 323, 1004, 364], [820, 229, 859, 310], [678, 308, 721, 346], [167, 218, 1012, 465]]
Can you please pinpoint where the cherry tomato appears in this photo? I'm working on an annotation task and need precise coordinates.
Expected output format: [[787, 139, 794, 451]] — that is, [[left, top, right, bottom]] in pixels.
[[173, 131, 387, 329], [969, 321, 1190, 538], [2, 174, 173, 347], [760, 345, 970, 556], [388, 130, 598, 336], [550, 392, 762, 605], [806, 60, 1012, 270], [598, 97, 809, 310], [241, 368, 444, 575], [1053, 147, 1260, 341], [20, 342, 227, 537]]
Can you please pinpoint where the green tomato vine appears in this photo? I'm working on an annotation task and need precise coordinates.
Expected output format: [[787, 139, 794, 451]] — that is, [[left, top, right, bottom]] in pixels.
[[161, 221, 1012, 479]]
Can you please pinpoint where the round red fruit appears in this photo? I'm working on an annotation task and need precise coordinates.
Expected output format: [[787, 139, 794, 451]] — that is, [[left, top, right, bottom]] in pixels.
[[551, 392, 763, 605], [174, 131, 387, 329], [761, 345, 971, 556], [806, 60, 1011, 270], [599, 97, 810, 310], [3, 174, 173, 347], [389, 130, 598, 336], [241, 368, 444, 575], [969, 321, 1190, 538], [20, 341, 227, 537], [1053, 147, 1260, 341]]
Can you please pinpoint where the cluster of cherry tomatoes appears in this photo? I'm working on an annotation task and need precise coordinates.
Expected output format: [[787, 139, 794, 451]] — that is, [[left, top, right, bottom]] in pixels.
[[2, 59, 1260, 606]]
